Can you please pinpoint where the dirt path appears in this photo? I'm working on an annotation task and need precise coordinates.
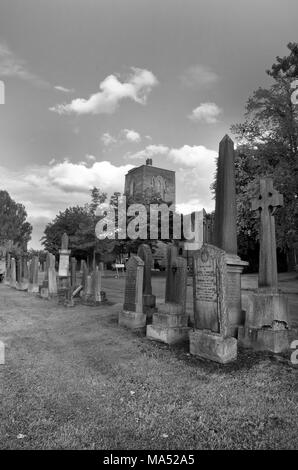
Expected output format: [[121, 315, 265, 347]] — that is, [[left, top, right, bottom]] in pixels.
[[0, 284, 297, 449]]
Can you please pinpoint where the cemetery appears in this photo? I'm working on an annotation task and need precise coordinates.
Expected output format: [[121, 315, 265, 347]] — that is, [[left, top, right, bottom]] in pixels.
[[0, 133, 297, 450], [0, 4, 297, 451]]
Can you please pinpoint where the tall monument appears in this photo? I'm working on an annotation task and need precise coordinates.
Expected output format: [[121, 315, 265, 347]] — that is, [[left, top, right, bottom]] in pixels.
[[212, 135, 248, 337]]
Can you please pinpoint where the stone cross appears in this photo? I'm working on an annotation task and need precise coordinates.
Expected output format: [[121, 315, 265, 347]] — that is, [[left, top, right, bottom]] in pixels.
[[251, 178, 283, 289]]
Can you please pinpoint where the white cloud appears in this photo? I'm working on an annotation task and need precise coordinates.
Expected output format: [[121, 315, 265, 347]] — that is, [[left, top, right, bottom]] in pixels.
[[0, 43, 49, 88], [54, 85, 75, 93], [126, 144, 169, 160], [122, 129, 141, 143], [180, 65, 219, 88], [189, 102, 222, 124], [0, 159, 135, 249], [168, 145, 217, 168], [101, 132, 117, 146], [50, 67, 158, 115], [86, 154, 96, 162]]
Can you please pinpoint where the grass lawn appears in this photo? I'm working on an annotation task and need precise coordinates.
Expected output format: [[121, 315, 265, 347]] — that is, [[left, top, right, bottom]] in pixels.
[[0, 284, 297, 450]]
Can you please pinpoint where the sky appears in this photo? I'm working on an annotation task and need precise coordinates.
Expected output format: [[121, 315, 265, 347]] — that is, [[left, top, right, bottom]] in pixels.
[[0, 0, 297, 249]]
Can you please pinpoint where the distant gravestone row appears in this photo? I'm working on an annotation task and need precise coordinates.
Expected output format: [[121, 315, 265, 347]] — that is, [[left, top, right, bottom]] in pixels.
[[118, 135, 291, 363], [4, 232, 107, 307]]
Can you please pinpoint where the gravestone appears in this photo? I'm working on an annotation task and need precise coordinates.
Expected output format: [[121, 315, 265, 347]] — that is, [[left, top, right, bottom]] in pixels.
[[238, 178, 290, 353], [28, 256, 39, 293], [20, 256, 29, 290], [81, 261, 88, 296], [118, 255, 146, 330], [48, 254, 57, 296], [147, 248, 189, 344], [58, 233, 71, 277], [41, 253, 57, 298], [70, 257, 77, 291], [137, 244, 156, 320], [57, 233, 71, 303], [15, 256, 22, 290], [212, 135, 248, 336], [10, 258, 16, 288], [4, 252, 11, 285], [189, 244, 237, 363]]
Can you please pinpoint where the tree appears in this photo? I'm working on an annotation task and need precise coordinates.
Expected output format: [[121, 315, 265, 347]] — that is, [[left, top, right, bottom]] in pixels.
[[0, 190, 32, 252], [229, 43, 298, 269]]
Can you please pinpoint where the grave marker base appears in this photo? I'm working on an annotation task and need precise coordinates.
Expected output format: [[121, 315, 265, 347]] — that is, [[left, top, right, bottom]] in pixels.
[[147, 303, 190, 344], [118, 310, 147, 331], [238, 326, 289, 353], [189, 329, 237, 363]]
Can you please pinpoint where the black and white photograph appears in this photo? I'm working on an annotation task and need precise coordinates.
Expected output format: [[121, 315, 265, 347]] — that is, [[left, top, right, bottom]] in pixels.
[[0, 0, 297, 457]]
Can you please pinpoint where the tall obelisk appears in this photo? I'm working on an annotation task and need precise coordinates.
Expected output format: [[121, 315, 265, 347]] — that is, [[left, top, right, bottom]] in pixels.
[[213, 135, 248, 337], [213, 134, 237, 254]]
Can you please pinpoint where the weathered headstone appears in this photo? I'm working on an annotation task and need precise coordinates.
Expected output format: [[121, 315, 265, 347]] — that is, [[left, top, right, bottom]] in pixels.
[[70, 257, 77, 291], [238, 178, 290, 353], [41, 253, 57, 298], [48, 254, 57, 296], [10, 258, 16, 288], [137, 244, 156, 320], [28, 256, 39, 293], [212, 135, 248, 336], [118, 255, 146, 330], [165, 245, 178, 302], [58, 233, 71, 277], [57, 233, 71, 303], [189, 244, 237, 363], [147, 248, 189, 344], [4, 252, 11, 285], [15, 256, 22, 290], [20, 256, 29, 290]]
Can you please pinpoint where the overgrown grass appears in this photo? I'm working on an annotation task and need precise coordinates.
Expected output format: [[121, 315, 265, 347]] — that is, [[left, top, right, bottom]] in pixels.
[[0, 285, 297, 449]]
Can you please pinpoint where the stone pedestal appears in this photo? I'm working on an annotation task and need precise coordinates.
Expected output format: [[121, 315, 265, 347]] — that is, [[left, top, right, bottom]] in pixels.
[[118, 310, 147, 331], [238, 289, 290, 353], [189, 329, 237, 363], [146, 303, 189, 345], [143, 294, 157, 321], [225, 254, 248, 337], [28, 283, 39, 294]]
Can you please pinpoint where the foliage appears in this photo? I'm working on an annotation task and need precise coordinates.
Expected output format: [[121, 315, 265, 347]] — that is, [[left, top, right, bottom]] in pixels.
[[228, 43, 298, 265], [0, 190, 32, 253]]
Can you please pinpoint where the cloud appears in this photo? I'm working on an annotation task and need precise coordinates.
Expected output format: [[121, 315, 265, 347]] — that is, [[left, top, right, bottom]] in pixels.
[[126, 144, 170, 160], [180, 65, 219, 88], [122, 128, 141, 143], [50, 67, 158, 115], [0, 43, 50, 88], [188, 102, 222, 124], [168, 145, 217, 167], [54, 85, 75, 93], [0, 159, 134, 248], [101, 132, 117, 146]]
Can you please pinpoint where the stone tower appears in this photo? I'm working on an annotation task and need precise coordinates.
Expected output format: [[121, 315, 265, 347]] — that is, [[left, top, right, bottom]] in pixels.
[[124, 159, 175, 204]]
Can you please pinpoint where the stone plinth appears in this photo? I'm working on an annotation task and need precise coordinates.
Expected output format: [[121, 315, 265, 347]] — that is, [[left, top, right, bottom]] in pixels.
[[143, 294, 157, 321], [146, 302, 189, 345], [118, 310, 147, 331], [189, 329, 237, 363], [225, 254, 248, 337], [238, 288, 290, 353]]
